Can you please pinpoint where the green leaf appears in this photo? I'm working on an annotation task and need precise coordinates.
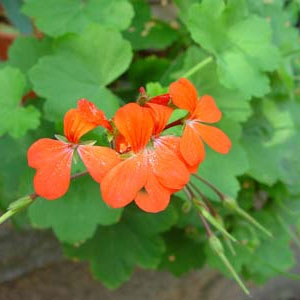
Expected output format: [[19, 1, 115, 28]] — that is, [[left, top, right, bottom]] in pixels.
[[28, 174, 122, 244], [63, 205, 178, 288], [22, 0, 134, 37], [123, 0, 178, 50], [167, 109, 188, 124], [0, 67, 40, 138], [8, 36, 53, 74], [246, 0, 299, 55], [128, 55, 170, 90], [29, 25, 132, 121], [187, 0, 281, 98], [146, 82, 168, 98], [191, 118, 249, 201], [244, 211, 295, 283], [0, 120, 55, 227], [159, 228, 205, 276], [206, 206, 295, 284], [241, 99, 300, 193]]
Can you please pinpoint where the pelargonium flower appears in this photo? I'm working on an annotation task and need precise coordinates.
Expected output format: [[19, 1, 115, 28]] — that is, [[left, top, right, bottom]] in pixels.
[[114, 92, 171, 153], [169, 78, 231, 168], [100, 102, 190, 213], [27, 99, 120, 200]]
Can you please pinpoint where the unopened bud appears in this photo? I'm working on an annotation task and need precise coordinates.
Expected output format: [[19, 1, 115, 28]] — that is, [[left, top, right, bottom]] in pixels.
[[209, 235, 250, 295], [182, 200, 192, 213], [209, 235, 224, 254], [223, 195, 239, 211]]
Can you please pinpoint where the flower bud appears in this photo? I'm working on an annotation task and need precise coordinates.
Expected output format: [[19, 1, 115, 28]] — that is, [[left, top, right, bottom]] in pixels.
[[209, 235, 224, 254], [223, 195, 239, 211], [208, 235, 250, 295]]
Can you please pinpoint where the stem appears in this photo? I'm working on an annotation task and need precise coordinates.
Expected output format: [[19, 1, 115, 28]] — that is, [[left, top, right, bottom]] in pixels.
[[188, 182, 217, 217], [183, 185, 194, 200], [71, 170, 88, 180], [193, 198, 237, 243], [192, 174, 225, 200], [183, 186, 213, 237], [199, 212, 213, 237], [181, 56, 213, 78], [0, 210, 14, 224], [164, 119, 183, 130]]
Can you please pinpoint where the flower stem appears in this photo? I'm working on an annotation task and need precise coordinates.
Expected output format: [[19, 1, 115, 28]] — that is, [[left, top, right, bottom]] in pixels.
[[188, 182, 217, 217], [164, 119, 183, 130], [181, 56, 213, 78], [183, 186, 212, 237], [192, 174, 225, 200], [0, 210, 15, 224]]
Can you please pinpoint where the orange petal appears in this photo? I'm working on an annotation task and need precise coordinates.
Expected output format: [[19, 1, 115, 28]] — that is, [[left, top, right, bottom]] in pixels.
[[180, 124, 205, 167], [115, 133, 131, 153], [148, 93, 171, 106], [77, 145, 121, 183], [101, 153, 148, 208], [77, 98, 112, 131], [114, 103, 154, 153], [27, 139, 73, 200], [169, 78, 198, 113], [151, 138, 190, 190], [156, 136, 198, 173], [135, 173, 170, 213], [192, 95, 222, 123], [64, 109, 95, 144], [194, 123, 232, 154], [146, 103, 173, 136]]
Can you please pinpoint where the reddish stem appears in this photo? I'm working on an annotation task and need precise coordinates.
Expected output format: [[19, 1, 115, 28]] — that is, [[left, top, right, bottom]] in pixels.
[[164, 119, 183, 130]]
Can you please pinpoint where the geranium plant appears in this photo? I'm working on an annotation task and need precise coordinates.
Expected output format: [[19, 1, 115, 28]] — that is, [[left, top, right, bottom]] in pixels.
[[1, 0, 300, 295]]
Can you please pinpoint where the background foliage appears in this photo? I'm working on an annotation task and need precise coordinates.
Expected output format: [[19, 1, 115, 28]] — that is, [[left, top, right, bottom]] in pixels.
[[0, 0, 300, 289]]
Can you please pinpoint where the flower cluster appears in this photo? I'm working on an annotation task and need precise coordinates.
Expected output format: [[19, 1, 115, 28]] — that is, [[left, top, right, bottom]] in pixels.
[[27, 78, 231, 213]]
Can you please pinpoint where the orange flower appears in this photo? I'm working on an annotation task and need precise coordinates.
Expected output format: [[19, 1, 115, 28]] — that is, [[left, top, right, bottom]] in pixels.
[[101, 103, 190, 213], [114, 93, 171, 154], [169, 78, 231, 168], [27, 99, 120, 200]]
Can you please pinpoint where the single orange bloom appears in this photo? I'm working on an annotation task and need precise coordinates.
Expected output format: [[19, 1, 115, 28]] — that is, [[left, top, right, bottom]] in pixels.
[[101, 103, 190, 213], [27, 99, 120, 200], [169, 78, 231, 168], [115, 93, 171, 154]]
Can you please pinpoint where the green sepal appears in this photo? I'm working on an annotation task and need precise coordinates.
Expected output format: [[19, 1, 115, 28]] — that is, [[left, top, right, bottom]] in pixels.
[[54, 134, 68, 143], [79, 140, 97, 146]]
